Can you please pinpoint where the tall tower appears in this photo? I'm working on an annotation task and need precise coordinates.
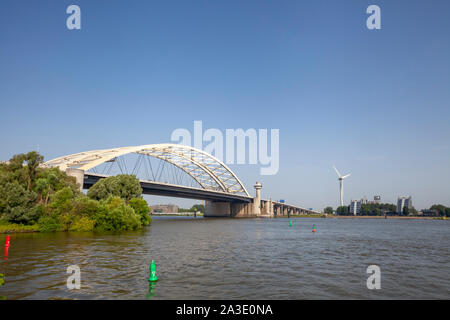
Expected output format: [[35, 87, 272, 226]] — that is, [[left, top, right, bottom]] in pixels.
[[253, 182, 262, 215]]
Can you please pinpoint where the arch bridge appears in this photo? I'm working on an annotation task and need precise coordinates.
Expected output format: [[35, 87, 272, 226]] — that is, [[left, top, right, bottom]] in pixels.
[[43, 144, 320, 217]]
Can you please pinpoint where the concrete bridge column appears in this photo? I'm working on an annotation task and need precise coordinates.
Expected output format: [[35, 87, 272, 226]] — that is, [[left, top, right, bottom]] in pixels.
[[253, 182, 262, 215], [66, 168, 84, 192], [205, 201, 231, 217]]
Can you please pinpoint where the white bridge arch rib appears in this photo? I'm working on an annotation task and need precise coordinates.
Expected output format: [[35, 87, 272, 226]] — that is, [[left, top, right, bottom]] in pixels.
[[42, 144, 250, 197]]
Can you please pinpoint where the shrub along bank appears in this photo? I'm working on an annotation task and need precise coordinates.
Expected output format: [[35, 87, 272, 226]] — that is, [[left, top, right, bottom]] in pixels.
[[0, 151, 151, 232]]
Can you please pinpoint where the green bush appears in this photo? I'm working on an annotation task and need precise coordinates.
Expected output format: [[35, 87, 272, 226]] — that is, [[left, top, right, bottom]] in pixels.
[[129, 198, 151, 226], [69, 216, 95, 232], [0, 151, 152, 232], [94, 196, 142, 231], [38, 215, 60, 232]]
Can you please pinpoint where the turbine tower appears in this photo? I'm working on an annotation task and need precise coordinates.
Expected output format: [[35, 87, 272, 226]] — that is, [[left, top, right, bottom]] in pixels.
[[333, 165, 351, 207]]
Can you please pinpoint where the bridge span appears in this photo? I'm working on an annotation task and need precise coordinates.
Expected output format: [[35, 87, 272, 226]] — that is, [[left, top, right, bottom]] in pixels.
[[43, 144, 320, 218]]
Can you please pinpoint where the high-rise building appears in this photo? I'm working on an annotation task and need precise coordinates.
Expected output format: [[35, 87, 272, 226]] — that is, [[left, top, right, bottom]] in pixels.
[[350, 199, 361, 215], [374, 195, 381, 204], [397, 196, 412, 214]]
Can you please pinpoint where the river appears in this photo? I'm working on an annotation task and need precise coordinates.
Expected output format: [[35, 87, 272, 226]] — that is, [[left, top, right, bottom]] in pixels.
[[1, 217, 449, 299]]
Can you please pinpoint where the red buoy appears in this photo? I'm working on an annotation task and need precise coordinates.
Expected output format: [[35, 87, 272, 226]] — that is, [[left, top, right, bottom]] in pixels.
[[5, 235, 11, 247]]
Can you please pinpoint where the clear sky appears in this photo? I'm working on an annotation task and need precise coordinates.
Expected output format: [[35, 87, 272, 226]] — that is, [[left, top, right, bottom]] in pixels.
[[1, 0, 449, 210]]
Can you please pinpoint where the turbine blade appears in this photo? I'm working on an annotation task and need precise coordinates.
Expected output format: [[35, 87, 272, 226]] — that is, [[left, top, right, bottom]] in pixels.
[[342, 173, 351, 179], [333, 165, 342, 177]]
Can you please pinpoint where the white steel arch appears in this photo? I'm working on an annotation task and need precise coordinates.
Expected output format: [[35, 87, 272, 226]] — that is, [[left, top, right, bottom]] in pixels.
[[43, 144, 250, 197]]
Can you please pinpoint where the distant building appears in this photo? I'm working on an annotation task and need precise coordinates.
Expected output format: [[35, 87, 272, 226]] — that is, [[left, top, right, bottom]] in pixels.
[[151, 204, 179, 214], [366, 196, 381, 205], [397, 196, 412, 214], [349, 199, 361, 215], [419, 209, 438, 217]]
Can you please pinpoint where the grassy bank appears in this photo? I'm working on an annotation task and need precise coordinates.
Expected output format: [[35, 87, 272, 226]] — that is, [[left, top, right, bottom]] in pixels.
[[0, 221, 39, 233]]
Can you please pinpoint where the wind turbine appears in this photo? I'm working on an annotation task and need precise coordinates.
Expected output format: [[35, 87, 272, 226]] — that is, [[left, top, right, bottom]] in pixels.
[[333, 165, 351, 207]]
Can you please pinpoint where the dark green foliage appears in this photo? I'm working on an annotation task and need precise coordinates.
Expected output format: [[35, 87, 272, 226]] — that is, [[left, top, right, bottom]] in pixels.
[[336, 206, 349, 215], [0, 151, 151, 232], [430, 205, 450, 217], [191, 204, 205, 213], [402, 206, 410, 216], [129, 197, 151, 226], [37, 215, 60, 232], [324, 206, 333, 214], [0, 181, 38, 224], [178, 204, 205, 213], [87, 175, 142, 202], [94, 196, 141, 231], [360, 203, 397, 216]]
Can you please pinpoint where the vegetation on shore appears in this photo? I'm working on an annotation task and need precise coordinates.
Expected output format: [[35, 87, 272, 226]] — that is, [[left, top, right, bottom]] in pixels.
[[327, 203, 449, 217], [178, 204, 205, 214], [0, 151, 152, 233]]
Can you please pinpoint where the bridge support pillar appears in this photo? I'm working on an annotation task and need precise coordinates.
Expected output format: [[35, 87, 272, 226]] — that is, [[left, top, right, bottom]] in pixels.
[[204, 201, 231, 217], [66, 168, 84, 191], [253, 182, 262, 215]]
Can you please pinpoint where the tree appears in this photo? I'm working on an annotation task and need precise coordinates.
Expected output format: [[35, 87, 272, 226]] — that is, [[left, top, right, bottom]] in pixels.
[[94, 196, 141, 231], [324, 206, 333, 214], [336, 206, 349, 215], [129, 198, 151, 226], [0, 151, 152, 232], [0, 181, 38, 224], [402, 206, 410, 216], [24, 151, 44, 191], [87, 175, 142, 203], [191, 204, 205, 213], [430, 204, 448, 217]]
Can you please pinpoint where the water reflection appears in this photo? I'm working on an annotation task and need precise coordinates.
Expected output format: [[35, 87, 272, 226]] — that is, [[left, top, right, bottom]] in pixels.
[[146, 282, 156, 299]]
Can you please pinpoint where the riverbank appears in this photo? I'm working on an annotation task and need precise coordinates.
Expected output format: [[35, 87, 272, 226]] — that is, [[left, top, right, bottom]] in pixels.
[[151, 213, 204, 217], [277, 214, 446, 220], [0, 222, 39, 233], [327, 215, 446, 220], [279, 214, 446, 220]]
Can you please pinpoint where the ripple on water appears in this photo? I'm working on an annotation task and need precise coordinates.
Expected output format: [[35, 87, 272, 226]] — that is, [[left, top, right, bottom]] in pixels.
[[0, 218, 449, 299]]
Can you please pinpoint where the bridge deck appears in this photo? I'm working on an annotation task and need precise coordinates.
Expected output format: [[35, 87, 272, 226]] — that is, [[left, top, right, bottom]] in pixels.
[[84, 173, 253, 203]]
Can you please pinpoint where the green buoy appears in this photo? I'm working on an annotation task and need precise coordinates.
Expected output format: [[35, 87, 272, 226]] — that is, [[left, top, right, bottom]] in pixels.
[[289, 220, 293, 227], [148, 260, 158, 282]]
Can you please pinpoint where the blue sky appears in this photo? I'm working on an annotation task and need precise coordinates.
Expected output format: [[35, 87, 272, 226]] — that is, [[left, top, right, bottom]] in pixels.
[[1, 0, 449, 210]]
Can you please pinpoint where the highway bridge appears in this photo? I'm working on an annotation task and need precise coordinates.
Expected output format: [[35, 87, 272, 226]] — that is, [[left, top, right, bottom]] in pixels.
[[43, 144, 320, 217]]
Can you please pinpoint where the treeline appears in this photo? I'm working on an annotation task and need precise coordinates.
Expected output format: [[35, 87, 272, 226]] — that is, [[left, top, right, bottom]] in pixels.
[[335, 203, 399, 216], [178, 204, 205, 213], [328, 203, 449, 217], [429, 205, 450, 217], [0, 151, 151, 232]]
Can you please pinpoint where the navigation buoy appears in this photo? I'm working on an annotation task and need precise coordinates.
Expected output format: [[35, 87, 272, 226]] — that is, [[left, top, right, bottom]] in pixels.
[[148, 260, 158, 282], [289, 220, 293, 227], [312, 224, 315, 233], [5, 235, 10, 248]]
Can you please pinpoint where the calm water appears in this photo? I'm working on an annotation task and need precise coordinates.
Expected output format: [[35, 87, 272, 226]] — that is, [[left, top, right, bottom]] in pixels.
[[0, 217, 449, 299]]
